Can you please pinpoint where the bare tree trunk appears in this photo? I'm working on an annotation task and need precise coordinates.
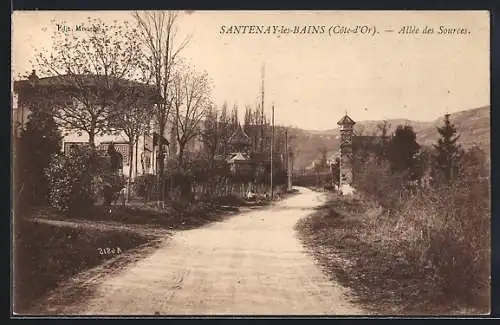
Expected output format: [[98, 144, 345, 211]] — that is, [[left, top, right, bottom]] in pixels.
[[157, 120, 165, 208], [135, 138, 139, 177], [178, 142, 186, 168], [88, 129, 96, 150], [127, 136, 134, 203]]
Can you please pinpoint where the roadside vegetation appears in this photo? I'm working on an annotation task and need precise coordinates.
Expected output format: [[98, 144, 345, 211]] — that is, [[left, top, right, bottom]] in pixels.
[[297, 115, 490, 314], [13, 12, 294, 313]]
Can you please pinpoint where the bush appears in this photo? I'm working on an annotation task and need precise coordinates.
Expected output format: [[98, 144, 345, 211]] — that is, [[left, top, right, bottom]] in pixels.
[[427, 178, 489, 306], [353, 155, 407, 210], [15, 108, 62, 208], [355, 148, 490, 309], [45, 147, 123, 214], [133, 174, 157, 198]]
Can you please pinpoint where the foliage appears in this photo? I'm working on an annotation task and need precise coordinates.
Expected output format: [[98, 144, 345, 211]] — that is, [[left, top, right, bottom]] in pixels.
[[375, 120, 391, 159], [458, 145, 489, 180], [171, 62, 212, 166], [353, 143, 490, 310], [34, 17, 144, 147], [388, 125, 421, 180], [353, 155, 407, 209], [133, 11, 190, 203], [45, 147, 97, 214], [112, 84, 155, 200], [432, 114, 463, 184], [349, 113, 490, 310], [133, 174, 157, 198], [16, 107, 62, 207], [44, 147, 124, 214], [331, 158, 340, 188], [200, 105, 219, 163], [217, 102, 233, 155], [317, 145, 328, 168]]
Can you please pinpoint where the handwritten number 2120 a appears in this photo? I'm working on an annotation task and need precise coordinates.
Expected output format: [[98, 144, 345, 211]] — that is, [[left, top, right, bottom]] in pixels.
[[97, 247, 122, 255]]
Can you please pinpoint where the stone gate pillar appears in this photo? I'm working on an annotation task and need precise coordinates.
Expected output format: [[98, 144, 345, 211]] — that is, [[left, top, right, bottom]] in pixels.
[[337, 114, 356, 188]]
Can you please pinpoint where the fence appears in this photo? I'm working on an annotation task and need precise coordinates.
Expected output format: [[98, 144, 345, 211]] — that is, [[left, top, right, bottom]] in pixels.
[[129, 174, 287, 203], [293, 171, 333, 187]]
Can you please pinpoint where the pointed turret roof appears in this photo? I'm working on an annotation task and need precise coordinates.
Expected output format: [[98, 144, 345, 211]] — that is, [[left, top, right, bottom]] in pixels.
[[337, 114, 356, 126], [229, 124, 251, 146]]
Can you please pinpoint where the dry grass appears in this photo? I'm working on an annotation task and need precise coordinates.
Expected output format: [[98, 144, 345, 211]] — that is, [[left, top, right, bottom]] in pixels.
[[13, 192, 283, 314], [296, 181, 490, 315], [13, 217, 151, 314], [12, 197, 245, 314]]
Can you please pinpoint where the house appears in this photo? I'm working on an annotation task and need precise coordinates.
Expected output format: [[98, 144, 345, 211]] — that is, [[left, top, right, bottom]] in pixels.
[[226, 125, 253, 176], [222, 123, 285, 181], [12, 70, 172, 178]]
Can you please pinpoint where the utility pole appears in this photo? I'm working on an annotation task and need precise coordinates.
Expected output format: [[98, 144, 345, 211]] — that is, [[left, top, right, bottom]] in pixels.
[[260, 63, 265, 153], [286, 130, 293, 191], [285, 128, 288, 181], [271, 103, 274, 199]]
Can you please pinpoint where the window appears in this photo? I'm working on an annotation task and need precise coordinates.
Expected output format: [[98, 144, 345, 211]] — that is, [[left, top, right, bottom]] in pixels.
[[98, 142, 130, 166], [63, 142, 90, 155]]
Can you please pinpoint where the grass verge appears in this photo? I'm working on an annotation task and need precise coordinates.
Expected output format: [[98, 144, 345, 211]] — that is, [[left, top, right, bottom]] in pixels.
[[13, 194, 278, 313], [13, 217, 152, 314], [295, 192, 488, 315]]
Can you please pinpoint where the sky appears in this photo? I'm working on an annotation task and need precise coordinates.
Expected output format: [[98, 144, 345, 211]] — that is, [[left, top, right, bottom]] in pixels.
[[12, 10, 490, 130]]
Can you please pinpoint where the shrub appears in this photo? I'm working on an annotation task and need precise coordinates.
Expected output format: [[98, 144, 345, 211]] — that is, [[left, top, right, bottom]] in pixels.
[[101, 173, 126, 206], [45, 147, 122, 214], [133, 174, 157, 198], [15, 108, 62, 208], [363, 159, 489, 308], [353, 155, 406, 210], [429, 178, 489, 305], [353, 144, 490, 310]]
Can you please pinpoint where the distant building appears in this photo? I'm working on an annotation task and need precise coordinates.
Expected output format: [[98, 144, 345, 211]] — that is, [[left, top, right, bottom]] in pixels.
[[221, 123, 285, 183], [226, 125, 253, 175]]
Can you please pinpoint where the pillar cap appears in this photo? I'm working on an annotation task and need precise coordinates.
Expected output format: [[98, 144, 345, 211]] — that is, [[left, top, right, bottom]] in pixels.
[[337, 114, 355, 126]]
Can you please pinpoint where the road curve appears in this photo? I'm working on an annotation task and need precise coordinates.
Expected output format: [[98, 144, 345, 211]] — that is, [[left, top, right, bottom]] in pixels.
[[47, 187, 364, 315]]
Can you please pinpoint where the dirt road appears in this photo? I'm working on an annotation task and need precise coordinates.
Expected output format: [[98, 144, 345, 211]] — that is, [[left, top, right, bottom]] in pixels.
[[42, 187, 364, 315]]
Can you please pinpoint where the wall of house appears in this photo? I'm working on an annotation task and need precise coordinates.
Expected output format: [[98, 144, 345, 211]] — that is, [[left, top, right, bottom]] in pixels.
[[62, 131, 162, 178], [12, 90, 32, 138], [13, 89, 166, 179]]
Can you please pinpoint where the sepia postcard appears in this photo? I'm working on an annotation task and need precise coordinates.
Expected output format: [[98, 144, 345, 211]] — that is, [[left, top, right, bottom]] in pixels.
[[11, 10, 491, 316]]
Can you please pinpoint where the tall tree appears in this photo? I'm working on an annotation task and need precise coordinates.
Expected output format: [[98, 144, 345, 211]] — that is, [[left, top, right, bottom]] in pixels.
[[319, 145, 328, 168], [172, 64, 212, 167], [16, 105, 62, 206], [243, 105, 253, 134], [432, 113, 463, 183], [113, 85, 155, 200], [218, 102, 231, 156], [133, 10, 190, 203], [388, 125, 421, 180], [200, 105, 219, 167], [34, 18, 144, 148], [376, 120, 391, 159], [231, 104, 239, 133]]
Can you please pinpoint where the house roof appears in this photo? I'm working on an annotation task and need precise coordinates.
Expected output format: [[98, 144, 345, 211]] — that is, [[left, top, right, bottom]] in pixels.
[[337, 114, 356, 126], [13, 71, 158, 100], [152, 132, 169, 146], [227, 152, 249, 163]]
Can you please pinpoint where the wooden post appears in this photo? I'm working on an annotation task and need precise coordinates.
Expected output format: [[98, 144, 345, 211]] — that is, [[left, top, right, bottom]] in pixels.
[[286, 129, 292, 191], [271, 103, 274, 199]]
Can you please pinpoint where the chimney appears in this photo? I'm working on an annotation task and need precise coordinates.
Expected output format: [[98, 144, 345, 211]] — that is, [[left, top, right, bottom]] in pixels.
[[28, 70, 38, 87]]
